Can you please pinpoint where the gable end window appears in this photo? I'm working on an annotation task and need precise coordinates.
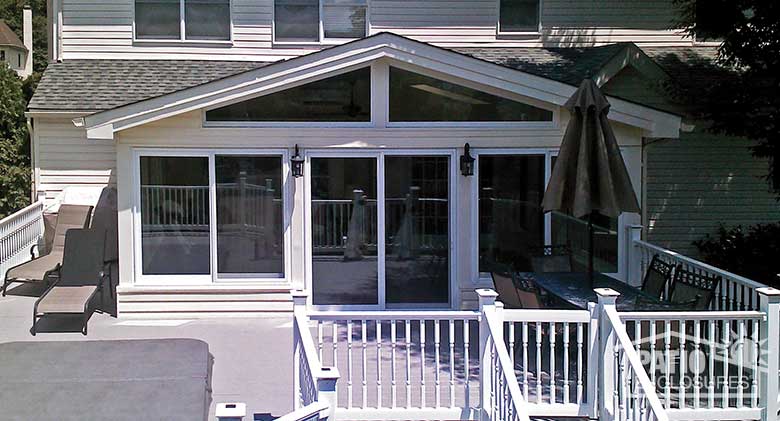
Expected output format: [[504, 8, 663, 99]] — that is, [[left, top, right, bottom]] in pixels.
[[135, 0, 231, 41], [274, 0, 367, 43], [498, 0, 541, 33]]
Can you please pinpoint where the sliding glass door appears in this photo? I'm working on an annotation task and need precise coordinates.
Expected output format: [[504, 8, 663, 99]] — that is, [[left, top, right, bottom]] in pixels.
[[309, 152, 453, 308], [135, 150, 288, 284]]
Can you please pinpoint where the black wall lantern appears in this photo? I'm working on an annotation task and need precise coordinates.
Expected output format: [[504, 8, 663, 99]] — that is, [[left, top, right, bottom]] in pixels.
[[460, 143, 475, 176], [291, 144, 305, 178]]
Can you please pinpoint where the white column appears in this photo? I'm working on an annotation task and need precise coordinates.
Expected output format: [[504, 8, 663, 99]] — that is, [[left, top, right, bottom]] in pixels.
[[597, 288, 620, 421], [758, 287, 780, 421], [477, 288, 498, 421], [626, 224, 643, 286]]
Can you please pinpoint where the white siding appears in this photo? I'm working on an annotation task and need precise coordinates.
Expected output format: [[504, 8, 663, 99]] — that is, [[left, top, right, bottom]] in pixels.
[[34, 117, 116, 203], [60, 0, 693, 61], [645, 134, 780, 257]]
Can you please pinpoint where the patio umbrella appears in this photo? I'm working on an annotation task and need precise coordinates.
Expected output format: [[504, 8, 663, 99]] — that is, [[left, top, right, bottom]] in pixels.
[[542, 79, 640, 283]]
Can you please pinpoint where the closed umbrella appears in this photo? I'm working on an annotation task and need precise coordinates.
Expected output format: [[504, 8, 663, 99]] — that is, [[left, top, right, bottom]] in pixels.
[[542, 79, 640, 283]]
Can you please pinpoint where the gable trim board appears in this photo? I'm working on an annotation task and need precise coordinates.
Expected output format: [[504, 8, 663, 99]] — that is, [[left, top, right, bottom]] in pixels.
[[78, 33, 681, 140]]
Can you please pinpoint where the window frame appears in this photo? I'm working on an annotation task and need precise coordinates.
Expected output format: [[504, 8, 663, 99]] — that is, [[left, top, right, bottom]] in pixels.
[[272, 0, 370, 45], [496, 0, 542, 36], [132, 148, 292, 286], [132, 0, 234, 44]]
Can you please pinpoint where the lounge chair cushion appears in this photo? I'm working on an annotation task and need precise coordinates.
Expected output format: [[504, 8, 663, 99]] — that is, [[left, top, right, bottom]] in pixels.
[[36, 286, 97, 313], [50, 204, 93, 253], [4, 251, 62, 281]]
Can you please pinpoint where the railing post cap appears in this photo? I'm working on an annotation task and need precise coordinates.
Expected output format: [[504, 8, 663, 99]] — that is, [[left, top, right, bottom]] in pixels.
[[475, 288, 499, 298], [317, 365, 341, 381], [757, 287, 780, 297], [594, 288, 621, 298], [215, 402, 246, 419], [290, 289, 309, 299]]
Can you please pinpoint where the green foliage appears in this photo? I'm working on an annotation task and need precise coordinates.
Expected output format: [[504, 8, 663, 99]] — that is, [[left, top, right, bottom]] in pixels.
[[673, 0, 780, 192], [0, 63, 30, 218], [0, 0, 48, 73], [694, 223, 780, 288]]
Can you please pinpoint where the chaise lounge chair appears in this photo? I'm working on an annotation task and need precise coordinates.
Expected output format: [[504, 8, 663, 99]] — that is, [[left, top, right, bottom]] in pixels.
[[32, 228, 110, 336], [2, 204, 93, 296]]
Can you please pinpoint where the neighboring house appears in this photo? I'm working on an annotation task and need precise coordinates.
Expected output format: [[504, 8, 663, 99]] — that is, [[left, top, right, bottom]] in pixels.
[[0, 6, 32, 78], [23, 0, 776, 315]]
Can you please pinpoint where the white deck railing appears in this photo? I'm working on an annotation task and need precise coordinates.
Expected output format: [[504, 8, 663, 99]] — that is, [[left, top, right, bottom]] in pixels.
[[0, 200, 45, 281], [628, 225, 769, 311]]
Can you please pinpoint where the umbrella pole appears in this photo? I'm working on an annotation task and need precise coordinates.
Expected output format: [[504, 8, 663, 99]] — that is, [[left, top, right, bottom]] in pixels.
[[587, 213, 594, 286]]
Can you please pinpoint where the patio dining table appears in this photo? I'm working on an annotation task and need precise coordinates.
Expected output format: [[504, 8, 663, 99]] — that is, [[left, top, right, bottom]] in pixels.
[[516, 271, 675, 311]]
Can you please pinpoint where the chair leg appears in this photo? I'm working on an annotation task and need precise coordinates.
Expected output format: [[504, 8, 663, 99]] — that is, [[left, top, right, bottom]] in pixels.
[[2, 278, 9, 297]]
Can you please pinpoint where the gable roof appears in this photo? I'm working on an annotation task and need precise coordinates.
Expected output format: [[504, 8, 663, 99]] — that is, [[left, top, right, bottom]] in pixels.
[[0, 20, 26, 51]]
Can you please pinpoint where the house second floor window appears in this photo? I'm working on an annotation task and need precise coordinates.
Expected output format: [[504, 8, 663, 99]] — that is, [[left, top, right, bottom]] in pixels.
[[135, 0, 231, 41], [498, 0, 540, 33], [274, 0, 367, 43]]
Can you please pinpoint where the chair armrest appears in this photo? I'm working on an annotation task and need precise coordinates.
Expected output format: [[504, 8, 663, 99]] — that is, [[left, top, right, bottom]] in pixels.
[[30, 244, 39, 259]]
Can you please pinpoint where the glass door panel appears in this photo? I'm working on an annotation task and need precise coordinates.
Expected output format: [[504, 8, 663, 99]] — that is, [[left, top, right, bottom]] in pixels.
[[384, 156, 450, 305], [311, 157, 379, 305], [140, 156, 211, 275], [215, 155, 284, 277]]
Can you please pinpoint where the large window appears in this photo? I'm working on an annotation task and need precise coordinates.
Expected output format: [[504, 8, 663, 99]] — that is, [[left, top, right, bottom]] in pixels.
[[137, 152, 286, 283], [274, 0, 367, 43], [498, 0, 541, 33], [135, 0, 231, 41], [205, 68, 370, 123], [389, 67, 553, 122]]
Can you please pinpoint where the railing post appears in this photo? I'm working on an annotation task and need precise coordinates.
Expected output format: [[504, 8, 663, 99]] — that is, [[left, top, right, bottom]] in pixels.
[[626, 224, 643, 286], [758, 287, 780, 421], [291, 290, 308, 410], [317, 367, 340, 420], [587, 301, 599, 419], [597, 288, 621, 421], [477, 288, 498, 421]]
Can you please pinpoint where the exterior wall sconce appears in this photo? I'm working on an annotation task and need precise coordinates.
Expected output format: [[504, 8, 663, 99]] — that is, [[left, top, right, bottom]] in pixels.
[[460, 143, 475, 176], [291, 144, 305, 178]]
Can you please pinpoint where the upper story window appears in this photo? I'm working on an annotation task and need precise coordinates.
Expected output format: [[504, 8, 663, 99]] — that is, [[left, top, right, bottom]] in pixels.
[[135, 0, 231, 41], [498, 0, 541, 34], [274, 0, 367, 43]]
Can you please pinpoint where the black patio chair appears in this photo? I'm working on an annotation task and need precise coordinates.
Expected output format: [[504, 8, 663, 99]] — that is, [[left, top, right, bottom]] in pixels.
[[669, 266, 721, 310], [529, 245, 572, 273], [641, 255, 675, 300]]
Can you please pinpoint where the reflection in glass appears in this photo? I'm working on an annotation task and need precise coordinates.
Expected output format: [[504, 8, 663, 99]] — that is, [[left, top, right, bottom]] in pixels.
[[385, 156, 449, 304], [206, 68, 370, 122], [389, 67, 553, 122], [135, 0, 181, 39], [312, 158, 378, 305], [185, 0, 231, 40], [274, 0, 319, 42], [499, 0, 540, 32], [478, 155, 545, 272], [140, 156, 210, 275], [322, 0, 367, 38], [216, 156, 283, 276]]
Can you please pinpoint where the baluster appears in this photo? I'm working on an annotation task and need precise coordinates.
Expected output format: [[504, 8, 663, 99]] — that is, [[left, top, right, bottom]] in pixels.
[[722, 320, 730, 408], [650, 320, 657, 385], [620, 347, 628, 420], [664, 320, 671, 407], [693, 320, 701, 409], [318, 321, 323, 363], [405, 319, 411, 408], [708, 320, 716, 409], [362, 319, 368, 408], [737, 319, 745, 408], [377, 320, 382, 408], [563, 322, 570, 404], [509, 321, 515, 367], [679, 319, 686, 409], [614, 336, 621, 417], [449, 319, 455, 407], [463, 320, 470, 409], [536, 321, 542, 404], [333, 322, 339, 398], [435, 319, 441, 408], [576, 322, 583, 405], [751, 318, 759, 408], [420, 320, 426, 408], [347, 320, 353, 409], [523, 322, 529, 402], [391, 320, 397, 408]]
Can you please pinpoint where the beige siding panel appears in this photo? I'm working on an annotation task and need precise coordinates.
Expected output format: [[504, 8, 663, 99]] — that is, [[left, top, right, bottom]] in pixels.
[[35, 118, 117, 201], [60, 0, 694, 60]]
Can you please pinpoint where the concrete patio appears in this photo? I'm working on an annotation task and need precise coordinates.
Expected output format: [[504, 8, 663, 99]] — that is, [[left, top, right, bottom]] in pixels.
[[0, 283, 294, 420]]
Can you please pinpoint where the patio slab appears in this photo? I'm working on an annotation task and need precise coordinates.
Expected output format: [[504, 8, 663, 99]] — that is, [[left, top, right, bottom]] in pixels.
[[0, 284, 294, 420]]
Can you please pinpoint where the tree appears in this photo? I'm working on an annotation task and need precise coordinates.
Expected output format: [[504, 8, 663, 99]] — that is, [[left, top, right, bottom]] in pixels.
[[0, 63, 31, 218], [673, 0, 780, 191]]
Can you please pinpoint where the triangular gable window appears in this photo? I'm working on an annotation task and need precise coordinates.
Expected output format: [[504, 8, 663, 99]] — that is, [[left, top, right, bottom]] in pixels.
[[206, 68, 370, 122], [389, 67, 553, 122]]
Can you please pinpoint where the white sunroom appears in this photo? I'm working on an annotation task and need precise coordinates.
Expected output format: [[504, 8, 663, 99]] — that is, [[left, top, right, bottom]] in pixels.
[[74, 33, 681, 313]]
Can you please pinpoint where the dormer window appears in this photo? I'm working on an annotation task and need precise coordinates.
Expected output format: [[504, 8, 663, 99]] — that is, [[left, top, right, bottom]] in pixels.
[[274, 0, 367, 43], [135, 0, 231, 41], [498, 0, 541, 34]]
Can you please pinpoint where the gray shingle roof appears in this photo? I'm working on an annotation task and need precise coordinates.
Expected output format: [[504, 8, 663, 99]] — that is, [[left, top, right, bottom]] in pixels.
[[28, 60, 270, 111]]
